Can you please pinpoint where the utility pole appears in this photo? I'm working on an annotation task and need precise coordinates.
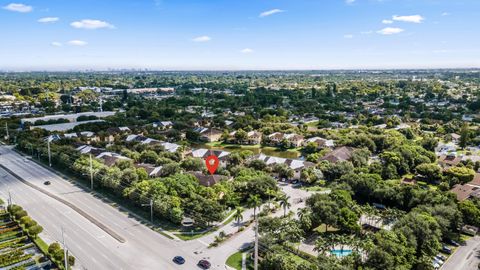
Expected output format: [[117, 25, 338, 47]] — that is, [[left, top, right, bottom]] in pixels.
[[89, 154, 93, 190], [62, 227, 69, 270], [142, 199, 153, 223], [47, 138, 52, 167], [254, 216, 259, 270]]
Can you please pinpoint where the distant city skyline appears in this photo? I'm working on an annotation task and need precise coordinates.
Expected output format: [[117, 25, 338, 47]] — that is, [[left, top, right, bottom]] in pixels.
[[1, 0, 479, 70]]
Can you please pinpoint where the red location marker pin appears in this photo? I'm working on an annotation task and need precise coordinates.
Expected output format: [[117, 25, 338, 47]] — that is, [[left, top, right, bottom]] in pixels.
[[205, 155, 219, 175]]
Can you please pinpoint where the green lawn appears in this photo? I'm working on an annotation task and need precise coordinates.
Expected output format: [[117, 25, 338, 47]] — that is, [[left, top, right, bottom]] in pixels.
[[314, 224, 339, 233], [226, 250, 253, 270]]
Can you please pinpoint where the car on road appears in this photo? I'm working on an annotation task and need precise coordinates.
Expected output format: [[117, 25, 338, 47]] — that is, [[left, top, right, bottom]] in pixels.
[[43, 181, 51, 185], [197, 259, 211, 269], [173, 256, 185, 265]]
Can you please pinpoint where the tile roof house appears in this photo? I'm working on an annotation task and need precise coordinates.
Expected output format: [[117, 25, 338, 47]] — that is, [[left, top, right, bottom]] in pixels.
[[450, 133, 461, 143], [76, 145, 105, 156], [267, 132, 304, 147], [135, 163, 163, 178], [438, 154, 462, 169], [191, 148, 230, 167], [189, 171, 230, 187], [95, 152, 131, 167], [153, 121, 173, 130], [320, 146, 355, 163], [198, 128, 223, 142], [125, 134, 181, 153], [304, 137, 335, 149], [228, 130, 263, 145], [252, 153, 315, 179], [450, 173, 480, 201]]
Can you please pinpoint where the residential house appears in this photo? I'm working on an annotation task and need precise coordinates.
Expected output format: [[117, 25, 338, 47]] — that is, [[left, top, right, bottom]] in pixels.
[[189, 171, 230, 187], [135, 163, 163, 178], [267, 132, 284, 145], [75, 145, 104, 156], [266, 132, 304, 147], [438, 154, 462, 169], [95, 152, 131, 167], [191, 148, 230, 167], [153, 121, 173, 130], [252, 153, 315, 179], [228, 130, 262, 145], [450, 173, 480, 201], [320, 146, 355, 163], [450, 133, 461, 144], [284, 133, 304, 147], [304, 137, 335, 149], [196, 128, 223, 142]]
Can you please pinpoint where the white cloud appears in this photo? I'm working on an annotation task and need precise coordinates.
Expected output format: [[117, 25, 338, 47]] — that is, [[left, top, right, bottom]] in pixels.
[[51, 42, 62, 47], [377, 27, 404, 35], [67, 40, 88, 46], [392, 15, 424, 23], [259, 9, 284, 18], [360, 30, 373, 35], [192, 36, 211, 42], [382, 19, 393, 24], [38, 17, 59, 23], [70, 19, 114, 29], [441, 12, 450, 16], [345, 0, 355, 4], [3, 3, 32, 13], [241, 48, 254, 54], [343, 34, 354, 39]]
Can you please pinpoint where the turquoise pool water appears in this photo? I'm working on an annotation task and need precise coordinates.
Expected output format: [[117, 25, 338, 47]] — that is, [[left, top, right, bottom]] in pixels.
[[330, 249, 353, 257]]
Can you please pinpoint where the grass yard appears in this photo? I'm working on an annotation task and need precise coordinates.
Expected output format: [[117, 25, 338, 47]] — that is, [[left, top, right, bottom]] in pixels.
[[226, 250, 254, 270]]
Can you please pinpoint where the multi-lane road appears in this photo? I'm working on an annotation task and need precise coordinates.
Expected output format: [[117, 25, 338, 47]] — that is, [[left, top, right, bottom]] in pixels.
[[0, 145, 238, 269], [0, 145, 312, 270]]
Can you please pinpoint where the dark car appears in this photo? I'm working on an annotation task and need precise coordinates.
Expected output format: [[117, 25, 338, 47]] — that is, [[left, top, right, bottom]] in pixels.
[[44, 181, 51, 185], [447, 239, 460, 247], [197, 260, 211, 269], [441, 245, 452, 254], [173, 256, 185, 264]]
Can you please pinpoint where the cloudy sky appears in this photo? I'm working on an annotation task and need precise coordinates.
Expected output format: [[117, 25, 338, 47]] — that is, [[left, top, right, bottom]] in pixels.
[[0, 0, 479, 70]]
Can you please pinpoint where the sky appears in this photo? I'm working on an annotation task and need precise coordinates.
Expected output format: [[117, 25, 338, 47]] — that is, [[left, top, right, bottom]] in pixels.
[[0, 0, 479, 70]]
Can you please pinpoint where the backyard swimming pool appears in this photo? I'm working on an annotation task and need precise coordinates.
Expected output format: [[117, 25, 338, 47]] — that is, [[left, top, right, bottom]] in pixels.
[[330, 249, 353, 257]]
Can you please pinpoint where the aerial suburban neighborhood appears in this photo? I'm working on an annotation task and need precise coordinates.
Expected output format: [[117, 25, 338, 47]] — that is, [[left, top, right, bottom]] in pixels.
[[1, 0, 479, 270]]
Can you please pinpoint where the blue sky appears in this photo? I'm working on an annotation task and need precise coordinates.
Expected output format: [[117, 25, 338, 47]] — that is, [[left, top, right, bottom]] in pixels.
[[0, 0, 479, 70]]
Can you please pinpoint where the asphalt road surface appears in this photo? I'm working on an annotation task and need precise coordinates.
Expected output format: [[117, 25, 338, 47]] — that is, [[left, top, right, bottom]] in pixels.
[[441, 236, 480, 270], [0, 146, 229, 270], [0, 145, 316, 270]]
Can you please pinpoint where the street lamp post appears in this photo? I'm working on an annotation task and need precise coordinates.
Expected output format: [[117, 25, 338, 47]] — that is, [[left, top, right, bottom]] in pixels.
[[89, 154, 93, 190], [47, 139, 52, 167], [142, 199, 153, 223]]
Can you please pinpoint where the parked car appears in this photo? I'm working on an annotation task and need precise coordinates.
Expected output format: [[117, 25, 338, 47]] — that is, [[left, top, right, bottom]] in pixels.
[[291, 179, 299, 184], [433, 257, 444, 265], [441, 245, 452, 254], [436, 254, 446, 261], [197, 259, 211, 269], [447, 239, 460, 247], [44, 181, 51, 185], [172, 256, 185, 265]]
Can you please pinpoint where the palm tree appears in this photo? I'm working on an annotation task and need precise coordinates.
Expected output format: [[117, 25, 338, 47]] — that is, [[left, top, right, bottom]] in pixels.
[[247, 194, 261, 219], [233, 207, 244, 228], [278, 195, 291, 217], [265, 189, 276, 209], [297, 207, 308, 220]]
